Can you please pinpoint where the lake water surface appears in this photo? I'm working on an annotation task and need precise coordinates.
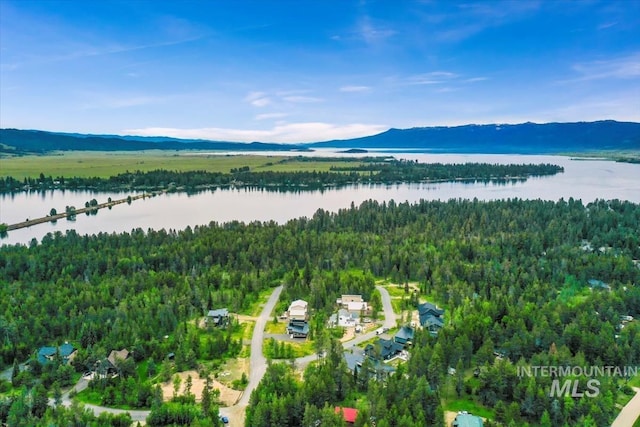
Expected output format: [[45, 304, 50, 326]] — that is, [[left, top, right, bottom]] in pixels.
[[1, 154, 638, 246]]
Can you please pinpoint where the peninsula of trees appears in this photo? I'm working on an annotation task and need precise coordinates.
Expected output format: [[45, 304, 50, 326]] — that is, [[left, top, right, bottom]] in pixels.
[[0, 158, 563, 193]]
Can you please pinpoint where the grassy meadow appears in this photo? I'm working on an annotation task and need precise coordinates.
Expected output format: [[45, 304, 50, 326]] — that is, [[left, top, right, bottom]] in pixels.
[[0, 151, 369, 179]]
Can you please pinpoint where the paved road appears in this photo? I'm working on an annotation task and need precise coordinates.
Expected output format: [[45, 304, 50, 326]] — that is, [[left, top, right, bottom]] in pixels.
[[40, 283, 640, 427], [52, 284, 392, 426], [45, 286, 281, 426], [612, 387, 640, 427], [0, 363, 27, 382], [83, 403, 149, 423], [56, 379, 148, 424], [295, 285, 397, 370], [56, 377, 148, 423], [237, 285, 282, 407], [377, 286, 397, 329]]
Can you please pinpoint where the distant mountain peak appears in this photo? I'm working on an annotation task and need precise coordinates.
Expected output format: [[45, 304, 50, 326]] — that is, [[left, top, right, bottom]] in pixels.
[[310, 120, 640, 154], [2, 121, 638, 154], [0, 128, 310, 154]]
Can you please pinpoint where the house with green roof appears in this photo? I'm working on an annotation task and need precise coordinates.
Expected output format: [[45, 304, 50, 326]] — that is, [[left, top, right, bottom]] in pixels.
[[36, 343, 76, 365], [394, 325, 415, 346], [452, 412, 483, 427]]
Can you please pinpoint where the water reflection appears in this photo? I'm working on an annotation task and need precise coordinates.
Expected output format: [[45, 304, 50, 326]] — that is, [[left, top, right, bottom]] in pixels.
[[1, 154, 638, 246]]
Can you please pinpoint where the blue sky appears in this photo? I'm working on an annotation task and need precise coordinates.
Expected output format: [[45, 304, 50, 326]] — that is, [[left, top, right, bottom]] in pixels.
[[1, 1, 639, 143]]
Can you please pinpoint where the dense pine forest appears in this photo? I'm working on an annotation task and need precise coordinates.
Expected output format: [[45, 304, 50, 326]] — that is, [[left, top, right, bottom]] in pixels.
[[0, 160, 562, 194], [1, 198, 639, 426]]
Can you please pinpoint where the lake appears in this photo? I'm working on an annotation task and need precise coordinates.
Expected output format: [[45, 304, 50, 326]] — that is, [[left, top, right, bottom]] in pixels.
[[1, 153, 638, 246]]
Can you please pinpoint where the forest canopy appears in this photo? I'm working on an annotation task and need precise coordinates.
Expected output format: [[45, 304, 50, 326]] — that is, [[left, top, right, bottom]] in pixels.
[[0, 197, 638, 426]]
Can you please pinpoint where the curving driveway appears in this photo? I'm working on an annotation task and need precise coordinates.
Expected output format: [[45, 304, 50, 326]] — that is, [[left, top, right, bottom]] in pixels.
[[237, 285, 282, 407], [611, 387, 640, 427], [51, 284, 640, 427], [285, 285, 397, 370], [56, 284, 395, 426], [0, 362, 27, 382], [377, 285, 397, 329]]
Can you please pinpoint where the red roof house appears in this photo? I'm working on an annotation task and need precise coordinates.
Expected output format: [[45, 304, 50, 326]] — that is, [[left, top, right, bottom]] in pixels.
[[335, 407, 358, 425]]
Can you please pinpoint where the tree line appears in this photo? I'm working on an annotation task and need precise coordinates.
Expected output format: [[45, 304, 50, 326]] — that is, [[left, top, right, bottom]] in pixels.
[[0, 160, 563, 193], [0, 197, 638, 426]]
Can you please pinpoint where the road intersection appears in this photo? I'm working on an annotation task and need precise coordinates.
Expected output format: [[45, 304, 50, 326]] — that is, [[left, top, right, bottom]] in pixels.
[[42, 284, 397, 426]]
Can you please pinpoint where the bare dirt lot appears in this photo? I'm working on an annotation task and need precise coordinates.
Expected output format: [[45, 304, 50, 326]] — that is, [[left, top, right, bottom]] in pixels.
[[217, 357, 250, 388], [160, 370, 242, 406], [445, 410, 457, 426]]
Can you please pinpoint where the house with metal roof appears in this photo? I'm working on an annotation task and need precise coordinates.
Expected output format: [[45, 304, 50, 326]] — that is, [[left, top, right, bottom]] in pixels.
[[394, 325, 415, 345], [452, 412, 483, 427], [36, 343, 76, 365], [418, 301, 445, 334], [286, 319, 309, 338], [365, 338, 404, 361], [206, 308, 230, 327]]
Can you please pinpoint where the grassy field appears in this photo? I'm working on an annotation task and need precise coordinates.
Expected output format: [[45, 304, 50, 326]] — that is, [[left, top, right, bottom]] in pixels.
[[239, 320, 255, 342], [561, 150, 640, 163], [383, 285, 415, 298], [264, 320, 287, 334], [0, 151, 369, 179], [287, 340, 316, 358], [617, 390, 634, 408], [217, 357, 249, 389], [74, 388, 104, 406], [443, 398, 495, 419], [240, 287, 279, 317]]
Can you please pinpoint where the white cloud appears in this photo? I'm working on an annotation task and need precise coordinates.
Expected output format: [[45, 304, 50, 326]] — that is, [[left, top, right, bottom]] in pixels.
[[435, 1, 540, 42], [357, 16, 396, 45], [244, 91, 265, 101], [275, 89, 310, 97], [465, 77, 488, 83], [283, 96, 323, 103], [340, 85, 371, 93], [244, 91, 271, 107], [3, 34, 208, 70], [77, 91, 166, 109], [255, 112, 289, 120], [245, 90, 322, 106], [597, 22, 618, 30], [569, 53, 640, 81], [124, 122, 387, 143], [251, 98, 271, 107], [533, 95, 640, 123], [406, 71, 457, 85]]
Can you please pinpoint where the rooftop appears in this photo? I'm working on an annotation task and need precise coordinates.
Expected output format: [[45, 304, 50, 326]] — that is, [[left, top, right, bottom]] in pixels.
[[395, 325, 415, 341], [207, 308, 229, 317], [335, 407, 358, 423], [453, 413, 484, 427]]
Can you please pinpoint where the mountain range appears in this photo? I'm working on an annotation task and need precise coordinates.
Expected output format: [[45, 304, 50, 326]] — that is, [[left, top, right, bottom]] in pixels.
[[1, 120, 639, 155], [314, 120, 640, 153], [0, 129, 308, 154]]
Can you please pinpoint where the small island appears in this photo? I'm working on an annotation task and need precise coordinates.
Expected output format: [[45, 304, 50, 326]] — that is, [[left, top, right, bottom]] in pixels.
[[339, 148, 368, 153]]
